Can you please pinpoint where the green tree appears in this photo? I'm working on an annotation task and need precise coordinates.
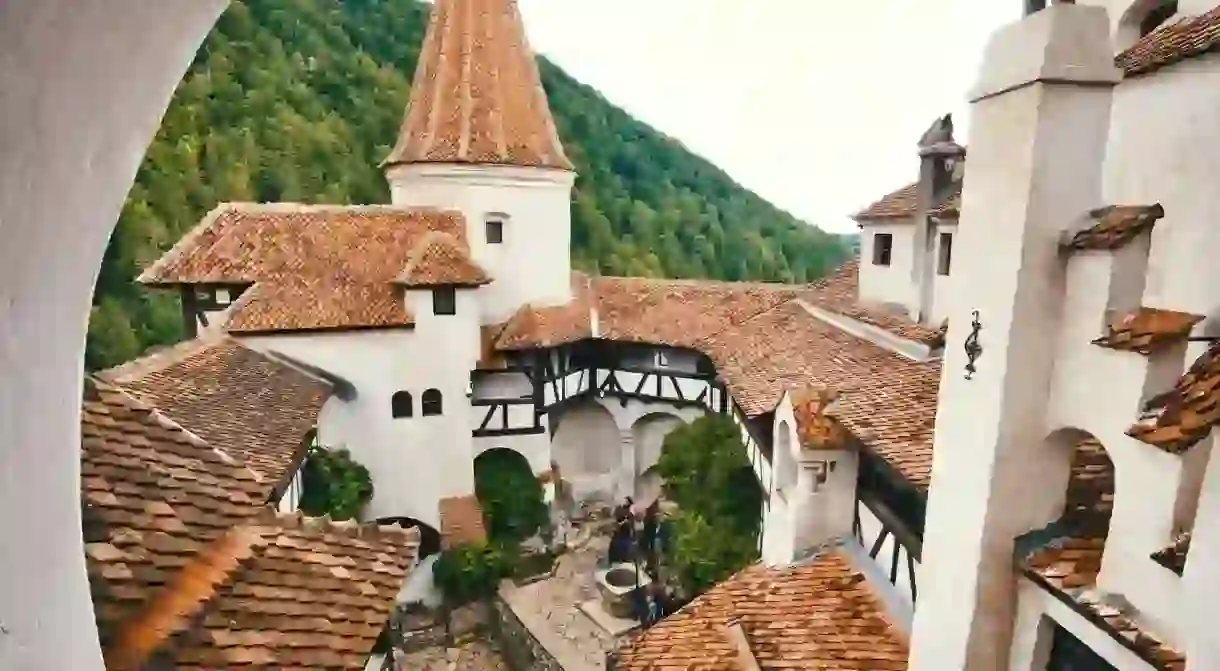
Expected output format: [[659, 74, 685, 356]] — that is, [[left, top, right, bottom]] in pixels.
[[655, 414, 764, 596], [473, 449, 548, 543], [299, 444, 374, 521]]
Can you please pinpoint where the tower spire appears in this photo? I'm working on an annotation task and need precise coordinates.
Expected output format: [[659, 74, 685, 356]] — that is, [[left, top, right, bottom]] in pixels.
[[384, 0, 573, 171]]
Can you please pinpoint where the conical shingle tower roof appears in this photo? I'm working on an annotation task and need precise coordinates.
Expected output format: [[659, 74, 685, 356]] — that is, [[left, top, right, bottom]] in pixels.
[[383, 0, 573, 171]]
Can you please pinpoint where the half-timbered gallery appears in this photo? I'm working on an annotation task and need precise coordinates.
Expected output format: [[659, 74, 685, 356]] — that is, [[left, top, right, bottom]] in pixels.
[[63, 0, 1220, 669]]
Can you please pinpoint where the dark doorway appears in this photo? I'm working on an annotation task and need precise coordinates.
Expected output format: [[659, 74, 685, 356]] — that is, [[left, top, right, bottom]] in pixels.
[[1046, 622, 1118, 671], [376, 517, 442, 559]]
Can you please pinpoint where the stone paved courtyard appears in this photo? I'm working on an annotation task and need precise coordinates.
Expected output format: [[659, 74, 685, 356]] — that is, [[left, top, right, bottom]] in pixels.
[[500, 530, 634, 671], [397, 640, 508, 670]]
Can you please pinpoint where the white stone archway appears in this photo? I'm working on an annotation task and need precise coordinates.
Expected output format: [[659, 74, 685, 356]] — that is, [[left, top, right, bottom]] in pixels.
[[630, 412, 686, 504], [0, 2, 227, 668]]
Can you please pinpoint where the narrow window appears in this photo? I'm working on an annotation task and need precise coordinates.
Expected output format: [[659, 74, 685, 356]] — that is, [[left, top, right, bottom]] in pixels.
[[937, 232, 954, 276], [654, 351, 669, 368], [392, 391, 413, 419], [872, 233, 893, 267], [432, 287, 457, 315], [1141, 1, 1178, 36], [422, 389, 443, 416], [486, 217, 504, 244], [1024, 0, 1047, 16]]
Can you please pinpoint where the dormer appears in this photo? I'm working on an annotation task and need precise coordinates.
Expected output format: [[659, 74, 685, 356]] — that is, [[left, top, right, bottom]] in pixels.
[[394, 231, 491, 326], [854, 115, 964, 326], [763, 388, 858, 566]]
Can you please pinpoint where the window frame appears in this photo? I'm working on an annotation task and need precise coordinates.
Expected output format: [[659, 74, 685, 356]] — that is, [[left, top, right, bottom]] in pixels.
[[872, 233, 894, 267], [937, 231, 954, 276], [432, 286, 457, 316], [421, 388, 443, 417], [391, 391, 414, 419], [485, 217, 504, 244]]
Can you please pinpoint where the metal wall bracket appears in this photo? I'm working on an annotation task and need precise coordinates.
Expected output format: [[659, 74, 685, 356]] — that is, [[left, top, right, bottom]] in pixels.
[[964, 310, 983, 380]]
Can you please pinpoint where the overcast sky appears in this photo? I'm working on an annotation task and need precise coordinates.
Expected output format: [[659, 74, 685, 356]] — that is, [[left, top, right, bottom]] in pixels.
[[517, 1, 1022, 233]]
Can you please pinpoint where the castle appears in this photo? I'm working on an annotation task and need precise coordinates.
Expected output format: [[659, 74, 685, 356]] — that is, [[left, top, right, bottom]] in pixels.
[[63, 0, 1220, 669]]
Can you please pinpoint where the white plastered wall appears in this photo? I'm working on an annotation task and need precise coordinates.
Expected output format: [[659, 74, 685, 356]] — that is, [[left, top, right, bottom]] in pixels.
[[386, 164, 576, 325], [858, 221, 917, 312], [238, 290, 482, 529], [550, 397, 702, 504], [0, 2, 227, 668]]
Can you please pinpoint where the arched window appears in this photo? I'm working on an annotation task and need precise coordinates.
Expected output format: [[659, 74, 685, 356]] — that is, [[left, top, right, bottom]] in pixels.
[[422, 388, 443, 416], [1140, 1, 1178, 36], [391, 391, 413, 419]]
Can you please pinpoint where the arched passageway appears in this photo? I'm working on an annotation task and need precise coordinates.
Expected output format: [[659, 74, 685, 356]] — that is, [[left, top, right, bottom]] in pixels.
[[551, 403, 620, 502], [376, 517, 442, 559], [631, 412, 687, 503]]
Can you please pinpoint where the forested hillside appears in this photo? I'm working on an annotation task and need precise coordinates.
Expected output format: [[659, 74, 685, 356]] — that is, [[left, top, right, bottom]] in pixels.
[[87, 0, 848, 369]]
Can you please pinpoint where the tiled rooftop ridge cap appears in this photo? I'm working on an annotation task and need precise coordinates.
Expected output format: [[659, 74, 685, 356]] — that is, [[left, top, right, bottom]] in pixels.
[[103, 525, 267, 671], [383, 0, 573, 171], [256, 507, 422, 545], [1060, 203, 1166, 252]]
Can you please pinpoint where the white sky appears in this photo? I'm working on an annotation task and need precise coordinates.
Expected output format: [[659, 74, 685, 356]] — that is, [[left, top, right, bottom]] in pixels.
[[517, 1, 1022, 233]]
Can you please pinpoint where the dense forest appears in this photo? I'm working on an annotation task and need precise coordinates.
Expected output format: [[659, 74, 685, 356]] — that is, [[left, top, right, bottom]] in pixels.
[[87, 0, 848, 369]]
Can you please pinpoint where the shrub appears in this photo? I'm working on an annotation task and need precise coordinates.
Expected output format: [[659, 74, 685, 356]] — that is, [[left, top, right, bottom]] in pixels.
[[473, 449, 548, 543], [298, 444, 373, 521], [432, 542, 517, 606]]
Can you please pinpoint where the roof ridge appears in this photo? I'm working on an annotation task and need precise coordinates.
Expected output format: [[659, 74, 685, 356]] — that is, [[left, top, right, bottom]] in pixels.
[[97, 338, 218, 383], [103, 525, 267, 670], [258, 508, 422, 546]]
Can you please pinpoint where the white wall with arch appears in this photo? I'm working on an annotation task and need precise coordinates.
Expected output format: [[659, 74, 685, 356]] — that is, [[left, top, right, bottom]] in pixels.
[[549, 397, 703, 505]]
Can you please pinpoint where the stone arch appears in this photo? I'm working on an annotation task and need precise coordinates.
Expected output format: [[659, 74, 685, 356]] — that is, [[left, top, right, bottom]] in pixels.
[[1, 4, 228, 668], [1044, 428, 1118, 542], [375, 516, 442, 559], [631, 411, 687, 503], [551, 403, 620, 503], [1117, 0, 1179, 47]]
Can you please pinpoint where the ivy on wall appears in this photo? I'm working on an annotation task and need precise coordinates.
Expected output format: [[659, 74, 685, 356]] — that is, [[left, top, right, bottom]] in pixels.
[[474, 449, 548, 544], [299, 444, 374, 521]]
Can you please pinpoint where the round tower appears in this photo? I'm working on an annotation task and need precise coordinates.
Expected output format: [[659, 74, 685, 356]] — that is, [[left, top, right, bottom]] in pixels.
[[382, 0, 576, 324]]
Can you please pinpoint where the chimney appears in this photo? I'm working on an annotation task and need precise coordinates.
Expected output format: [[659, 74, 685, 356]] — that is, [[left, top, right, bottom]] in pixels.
[[912, 114, 966, 325], [721, 618, 762, 671]]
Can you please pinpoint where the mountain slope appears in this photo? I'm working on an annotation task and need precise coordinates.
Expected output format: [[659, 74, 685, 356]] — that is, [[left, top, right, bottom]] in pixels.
[[87, 0, 848, 369]]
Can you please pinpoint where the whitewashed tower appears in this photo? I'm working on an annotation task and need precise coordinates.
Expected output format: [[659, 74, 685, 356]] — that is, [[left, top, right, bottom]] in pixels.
[[383, 0, 577, 324], [908, 3, 1121, 670]]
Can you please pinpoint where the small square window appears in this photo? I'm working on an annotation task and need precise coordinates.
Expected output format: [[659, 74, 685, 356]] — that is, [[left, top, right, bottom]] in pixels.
[[486, 219, 504, 244], [872, 233, 893, 267], [432, 287, 457, 315], [938, 232, 954, 276]]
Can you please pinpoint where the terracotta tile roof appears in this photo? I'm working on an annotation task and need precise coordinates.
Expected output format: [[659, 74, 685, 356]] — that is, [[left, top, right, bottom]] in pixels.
[[493, 262, 941, 489], [1022, 537, 1185, 671], [800, 260, 945, 347], [613, 548, 908, 670], [478, 323, 512, 369], [100, 339, 331, 487], [790, 389, 852, 452], [383, 0, 573, 171], [169, 511, 418, 670], [1129, 341, 1220, 453], [81, 379, 419, 669], [396, 231, 491, 287], [439, 495, 487, 548], [139, 204, 472, 333], [1061, 204, 1166, 252], [496, 273, 596, 350], [1092, 306, 1204, 355], [699, 298, 941, 489], [1017, 439, 1184, 670], [1117, 6, 1220, 77], [853, 180, 962, 222], [80, 379, 267, 651], [1151, 532, 1192, 576]]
